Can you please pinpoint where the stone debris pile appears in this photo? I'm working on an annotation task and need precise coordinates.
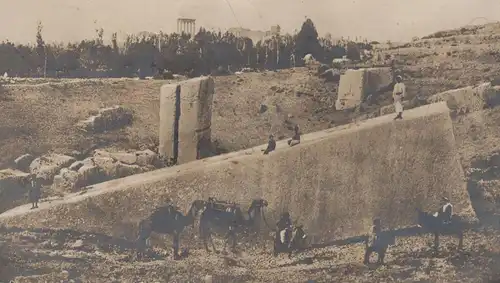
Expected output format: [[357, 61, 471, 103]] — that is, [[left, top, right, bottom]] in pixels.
[[0, 149, 163, 213]]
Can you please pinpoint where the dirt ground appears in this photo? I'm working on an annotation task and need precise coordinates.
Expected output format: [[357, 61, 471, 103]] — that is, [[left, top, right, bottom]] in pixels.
[[1, 225, 500, 282], [3, 23, 500, 282]]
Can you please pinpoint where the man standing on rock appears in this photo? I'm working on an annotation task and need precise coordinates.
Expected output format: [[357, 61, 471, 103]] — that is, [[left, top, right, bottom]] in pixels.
[[392, 75, 406, 120], [288, 124, 301, 147], [27, 174, 41, 209]]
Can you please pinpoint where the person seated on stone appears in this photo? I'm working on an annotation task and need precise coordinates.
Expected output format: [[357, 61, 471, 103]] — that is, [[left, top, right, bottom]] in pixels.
[[433, 196, 453, 225], [276, 212, 293, 246], [27, 174, 41, 210], [287, 125, 301, 147], [363, 218, 388, 265], [262, 135, 276, 155]]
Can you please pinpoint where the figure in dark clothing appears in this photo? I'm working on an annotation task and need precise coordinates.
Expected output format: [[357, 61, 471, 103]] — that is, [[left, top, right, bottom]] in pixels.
[[28, 175, 41, 209], [363, 218, 388, 265], [262, 135, 276, 155], [276, 212, 293, 246], [288, 125, 301, 147]]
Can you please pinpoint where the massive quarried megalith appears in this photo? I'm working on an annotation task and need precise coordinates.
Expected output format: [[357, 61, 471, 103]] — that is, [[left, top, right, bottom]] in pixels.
[[159, 76, 215, 165], [335, 67, 393, 110], [0, 102, 475, 244]]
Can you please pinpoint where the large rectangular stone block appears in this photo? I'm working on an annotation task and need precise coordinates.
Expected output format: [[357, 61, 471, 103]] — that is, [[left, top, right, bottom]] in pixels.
[[336, 69, 366, 110], [427, 82, 498, 114], [336, 68, 393, 110], [159, 76, 214, 164], [0, 102, 474, 244]]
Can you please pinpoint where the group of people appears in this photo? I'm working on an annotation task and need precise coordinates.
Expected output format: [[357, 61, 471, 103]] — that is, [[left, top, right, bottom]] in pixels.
[[275, 196, 454, 265], [262, 74, 406, 156], [365, 196, 453, 264], [263, 124, 301, 155]]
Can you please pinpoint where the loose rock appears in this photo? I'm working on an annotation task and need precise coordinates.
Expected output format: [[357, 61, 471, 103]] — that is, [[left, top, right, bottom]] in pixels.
[[29, 154, 76, 185], [14, 154, 35, 172]]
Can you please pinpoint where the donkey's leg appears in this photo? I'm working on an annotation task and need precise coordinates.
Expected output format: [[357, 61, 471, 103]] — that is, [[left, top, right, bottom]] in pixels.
[[433, 232, 440, 254], [230, 230, 237, 252], [200, 224, 211, 252], [172, 232, 181, 260], [136, 221, 152, 259], [223, 228, 230, 252], [209, 232, 218, 253], [457, 229, 464, 250], [363, 246, 373, 264]]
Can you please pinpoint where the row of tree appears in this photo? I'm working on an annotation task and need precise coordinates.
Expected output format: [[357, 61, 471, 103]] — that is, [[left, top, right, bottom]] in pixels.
[[0, 19, 371, 78]]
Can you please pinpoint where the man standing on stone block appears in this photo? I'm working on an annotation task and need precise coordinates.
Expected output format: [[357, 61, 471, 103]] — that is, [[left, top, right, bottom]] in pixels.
[[393, 75, 406, 120], [288, 124, 301, 147], [27, 174, 41, 209]]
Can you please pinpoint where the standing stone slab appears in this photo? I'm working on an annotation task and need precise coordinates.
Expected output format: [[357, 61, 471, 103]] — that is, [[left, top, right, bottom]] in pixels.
[[335, 68, 393, 110], [159, 76, 215, 164]]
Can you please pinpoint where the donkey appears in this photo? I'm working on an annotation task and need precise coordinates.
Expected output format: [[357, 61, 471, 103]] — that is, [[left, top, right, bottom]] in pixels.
[[136, 200, 206, 260], [273, 224, 309, 258], [416, 208, 466, 252], [199, 197, 268, 253]]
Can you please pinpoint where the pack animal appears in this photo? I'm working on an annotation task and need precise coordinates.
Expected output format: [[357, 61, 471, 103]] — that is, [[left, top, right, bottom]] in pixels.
[[136, 200, 206, 260], [199, 197, 268, 253], [416, 208, 465, 252], [273, 224, 309, 258]]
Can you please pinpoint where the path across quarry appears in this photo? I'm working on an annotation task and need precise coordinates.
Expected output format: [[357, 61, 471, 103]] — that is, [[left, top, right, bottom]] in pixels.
[[0, 102, 475, 243]]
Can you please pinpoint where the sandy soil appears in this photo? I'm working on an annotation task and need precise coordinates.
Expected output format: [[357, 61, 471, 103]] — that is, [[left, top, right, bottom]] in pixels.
[[1, 224, 500, 282]]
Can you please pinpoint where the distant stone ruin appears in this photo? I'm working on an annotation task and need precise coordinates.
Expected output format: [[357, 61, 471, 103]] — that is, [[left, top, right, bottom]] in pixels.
[[335, 68, 393, 110], [77, 106, 133, 134], [159, 76, 215, 165]]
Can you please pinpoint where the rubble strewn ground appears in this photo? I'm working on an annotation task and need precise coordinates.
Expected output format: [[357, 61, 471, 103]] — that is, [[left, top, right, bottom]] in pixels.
[[3, 23, 500, 282]]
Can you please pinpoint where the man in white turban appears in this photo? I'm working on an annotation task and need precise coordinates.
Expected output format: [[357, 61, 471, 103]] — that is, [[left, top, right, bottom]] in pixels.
[[392, 75, 406, 120]]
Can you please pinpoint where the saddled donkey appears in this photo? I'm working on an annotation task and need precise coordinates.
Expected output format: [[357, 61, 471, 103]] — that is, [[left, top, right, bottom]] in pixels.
[[199, 197, 268, 253], [136, 200, 206, 260], [273, 224, 309, 258], [416, 208, 466, 252]]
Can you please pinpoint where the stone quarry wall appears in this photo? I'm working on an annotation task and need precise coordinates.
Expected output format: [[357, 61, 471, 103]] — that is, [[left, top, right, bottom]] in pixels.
[[335, 67, 392, 110], [159, 76, 215, 164], [0, 102, 474, 243]]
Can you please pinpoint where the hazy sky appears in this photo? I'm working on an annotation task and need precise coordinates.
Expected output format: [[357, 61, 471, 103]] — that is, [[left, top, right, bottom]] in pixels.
[[1, 0, 499, 44]]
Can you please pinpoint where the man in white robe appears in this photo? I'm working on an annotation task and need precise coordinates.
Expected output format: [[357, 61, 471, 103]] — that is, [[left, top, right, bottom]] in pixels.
[[392, 75, 406, 120]]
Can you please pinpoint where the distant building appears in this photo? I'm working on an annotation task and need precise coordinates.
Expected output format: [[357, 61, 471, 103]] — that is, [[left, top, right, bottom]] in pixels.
[[228, 25, 281, 43], [177, 18, 196, 36]]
